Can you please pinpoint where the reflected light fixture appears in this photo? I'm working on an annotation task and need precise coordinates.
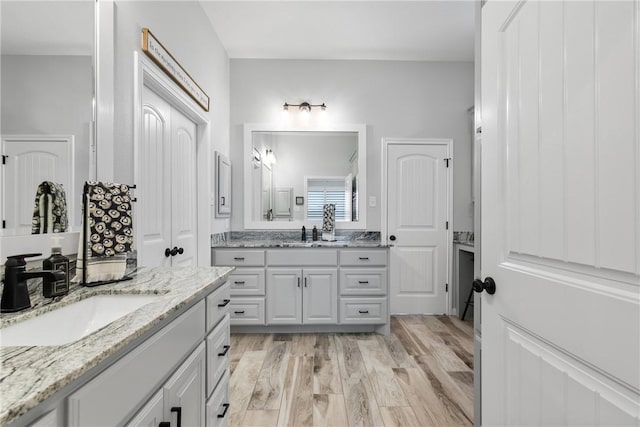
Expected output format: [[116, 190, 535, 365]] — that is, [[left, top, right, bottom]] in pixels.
[[283, 101, 327, 113], [266, 149, 277, 164]]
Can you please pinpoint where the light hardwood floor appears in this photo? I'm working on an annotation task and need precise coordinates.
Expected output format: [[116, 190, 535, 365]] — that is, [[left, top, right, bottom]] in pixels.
[[229, 315, 474, 427]]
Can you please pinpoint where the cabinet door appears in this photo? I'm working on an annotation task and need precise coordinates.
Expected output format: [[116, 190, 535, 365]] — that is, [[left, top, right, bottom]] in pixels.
[[164, 342, 206, 427], [125, 390, 164, 427], [302, 268, 338, 324], [216, 152, 231, 217], [266, 268, 302, 324]]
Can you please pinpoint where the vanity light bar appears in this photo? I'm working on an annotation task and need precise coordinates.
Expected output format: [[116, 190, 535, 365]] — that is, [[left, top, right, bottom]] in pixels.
[[283, 101, 326, 112]]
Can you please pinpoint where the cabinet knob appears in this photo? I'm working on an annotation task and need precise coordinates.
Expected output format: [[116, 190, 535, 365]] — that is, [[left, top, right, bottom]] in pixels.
[[389, 235, 397, 241], [164, 248, 171, 257]]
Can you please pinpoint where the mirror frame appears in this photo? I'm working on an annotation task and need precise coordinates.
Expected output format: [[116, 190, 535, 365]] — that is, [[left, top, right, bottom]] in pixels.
[[243, 123, 367, 230]]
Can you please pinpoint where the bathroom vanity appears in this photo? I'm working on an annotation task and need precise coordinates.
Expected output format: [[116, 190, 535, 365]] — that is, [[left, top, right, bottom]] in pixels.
[[212, 239, 389, 335], [0, 266, 233, 427]]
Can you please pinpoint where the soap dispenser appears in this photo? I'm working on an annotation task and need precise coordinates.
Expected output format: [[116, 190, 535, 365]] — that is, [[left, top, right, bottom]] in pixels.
[[312, 226, 318, 241], [301, 226, 306, 242], [42, 236, 70, 297]]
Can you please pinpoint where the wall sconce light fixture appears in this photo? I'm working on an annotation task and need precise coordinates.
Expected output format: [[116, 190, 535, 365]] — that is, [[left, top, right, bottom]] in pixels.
[[265, 149, 277, 164], [283, 101, 326, 112]]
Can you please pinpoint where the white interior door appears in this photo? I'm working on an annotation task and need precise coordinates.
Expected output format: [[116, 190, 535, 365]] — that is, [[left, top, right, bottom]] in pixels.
[[140, 87, 172, 268], [140, 86, 197, 267], [385, 139, 450, 314], [2, 135, 73, 234], [170, 108, 197, 267], [481, 1, 640, 424]]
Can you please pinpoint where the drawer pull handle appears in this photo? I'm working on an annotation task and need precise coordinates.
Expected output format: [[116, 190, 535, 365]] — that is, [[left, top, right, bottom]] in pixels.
[[304, 277, 308, 287], [234, 257, 245, 261], [159, 423, 170, 427], [359, 310, 369, 314], [234, 310, 245, 315], [217, 403, 230, 419], [171, 407, 182, 427], [234, 281, 246, 285], [218, 345, 231, 356], [218, 299, 231, 307], [358, 280, 369, 284], [359, 257, 370, 260], [297, 277, 301, 287]]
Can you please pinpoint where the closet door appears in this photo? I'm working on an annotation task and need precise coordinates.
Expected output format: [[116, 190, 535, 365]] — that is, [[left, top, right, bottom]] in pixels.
[[139, 87, 172, 267], [170, 108, 197, 267]]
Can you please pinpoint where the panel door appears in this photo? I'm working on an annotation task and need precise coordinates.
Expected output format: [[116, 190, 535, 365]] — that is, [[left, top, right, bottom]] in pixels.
[[170, 107, 198, 267], [482, 1, 640, 424], [216, 152, 231, 217], [266, 268, 302, 324], [386, 141, 449, 314], [302, 268, 338, 324], [163, 343, 206, 427], [139, 87, 172, 268], [274, 187, 292, 218], [125, 390, 164, 427], [2, 135, 73, 235]]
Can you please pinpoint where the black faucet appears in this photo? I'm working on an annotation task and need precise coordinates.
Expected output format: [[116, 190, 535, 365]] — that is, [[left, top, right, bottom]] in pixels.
[[1, 253, 66, 313]]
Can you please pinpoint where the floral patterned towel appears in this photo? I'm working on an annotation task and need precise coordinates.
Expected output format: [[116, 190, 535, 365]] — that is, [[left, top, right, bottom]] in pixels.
[[85, 181, 133, 257]]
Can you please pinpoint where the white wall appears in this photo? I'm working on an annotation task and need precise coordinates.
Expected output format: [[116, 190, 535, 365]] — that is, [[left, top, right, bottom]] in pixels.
[[111, 0, 230, 233], [230, 59, 474, 231]]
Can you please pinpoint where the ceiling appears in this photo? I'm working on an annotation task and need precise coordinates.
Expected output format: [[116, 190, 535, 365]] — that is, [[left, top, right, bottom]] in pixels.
[[200, 1, 475, 62]]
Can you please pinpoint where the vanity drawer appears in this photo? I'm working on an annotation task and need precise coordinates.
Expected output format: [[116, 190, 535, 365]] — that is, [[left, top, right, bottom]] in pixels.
[[339, 268, 387, 296], [214, 250, 265, 266], [339, 250, 387, 266], [206, 372, 230, 427], [206, 281, 231, 332], [229, 268, 265, 296], [206, 314, 230, 397], [230, 298, 265, 325], [267, 249, 338, 266], [340, 297, 388, 324]]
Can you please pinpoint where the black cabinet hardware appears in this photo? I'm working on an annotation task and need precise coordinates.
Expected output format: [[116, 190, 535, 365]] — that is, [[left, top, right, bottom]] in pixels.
[[218, 299, 231, 307], [170, 407, 182, 427], [358, 280, 369, 284], [233, 257, 245, 261], [234, 281, 245, 285], [159, 422, 170, 427], [218, 345, 231, 356], [304, 277, 307, 287], [234, 310, 245, 315], [221, 196, 226, 206], [297, 277, 300, 287], [359, 257, 369, 260], [217, 403, 230, 418], [359, 310, 369, 314], [165, 248, 171, 257], [389, 235, 396, 241]]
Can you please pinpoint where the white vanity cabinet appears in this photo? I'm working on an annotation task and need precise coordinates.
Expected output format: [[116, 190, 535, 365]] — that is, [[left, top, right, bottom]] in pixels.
[[63, 281, 231, 427], [213, 246, 388, 332], [266, 267, 338, 324]]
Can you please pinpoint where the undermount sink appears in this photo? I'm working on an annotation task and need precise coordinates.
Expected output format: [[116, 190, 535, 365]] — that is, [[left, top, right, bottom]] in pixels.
[[0, 294, 161, 347]]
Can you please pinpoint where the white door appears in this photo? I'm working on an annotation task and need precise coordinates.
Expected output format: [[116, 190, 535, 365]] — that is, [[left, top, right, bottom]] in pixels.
[[266, 268, 302, 324], [2, 135, 73, 234], [385, 140, 450, 314], [140, 86, 198, 267], [170, 108, 197, 267], [164, 343, 205, 427], [216, 152, 231, 217], [302, 268, 338, 324], [481, 1, 640, 424]]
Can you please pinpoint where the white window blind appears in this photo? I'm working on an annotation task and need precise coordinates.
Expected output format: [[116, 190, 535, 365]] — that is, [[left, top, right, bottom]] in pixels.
[[306, 178, 350, 221]]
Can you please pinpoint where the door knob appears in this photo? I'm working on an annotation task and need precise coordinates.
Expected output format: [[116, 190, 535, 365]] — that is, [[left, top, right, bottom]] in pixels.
[[389, 235, 396, 241], [164, 248, 171, 257], [473, 277, 496, 295], [170, 247, 179, 256], [177, 247, 184, 255]]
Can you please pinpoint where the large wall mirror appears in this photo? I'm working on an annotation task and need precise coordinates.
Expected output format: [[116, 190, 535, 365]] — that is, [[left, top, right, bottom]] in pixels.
[[243, 124, 367, 230], [0, 1, 96, 258]]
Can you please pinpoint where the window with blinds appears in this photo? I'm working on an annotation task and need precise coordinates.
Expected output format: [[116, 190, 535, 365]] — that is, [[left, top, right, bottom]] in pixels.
[[306, 178, 351, 221]]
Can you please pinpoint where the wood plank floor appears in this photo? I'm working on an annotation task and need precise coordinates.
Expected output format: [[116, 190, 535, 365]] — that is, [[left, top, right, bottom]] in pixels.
[[229, 315, 474, 427]]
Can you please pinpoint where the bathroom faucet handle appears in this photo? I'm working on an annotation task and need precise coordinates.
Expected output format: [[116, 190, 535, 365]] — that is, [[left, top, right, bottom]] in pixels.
[[5, 253, 42, 266]]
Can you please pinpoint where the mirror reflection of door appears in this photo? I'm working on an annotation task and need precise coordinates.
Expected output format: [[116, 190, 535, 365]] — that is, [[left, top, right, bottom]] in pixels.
[[261, 162, 272, 219]]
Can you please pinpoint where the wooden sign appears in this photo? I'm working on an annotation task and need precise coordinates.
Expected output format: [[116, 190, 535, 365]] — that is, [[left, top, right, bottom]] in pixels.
[[142, 28, 210, 112]]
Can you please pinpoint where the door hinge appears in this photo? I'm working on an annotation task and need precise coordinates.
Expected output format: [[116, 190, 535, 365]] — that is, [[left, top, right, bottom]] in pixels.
[[444, 158, 451, 167], [1, 155, 7, 165], [445, 283, 449, 292], [446, 221, 449, 230]]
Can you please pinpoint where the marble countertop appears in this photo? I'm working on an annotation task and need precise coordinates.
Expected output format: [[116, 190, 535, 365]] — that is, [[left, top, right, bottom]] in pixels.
[[0, 266, 234, 426], [213, 239, 389, 248]]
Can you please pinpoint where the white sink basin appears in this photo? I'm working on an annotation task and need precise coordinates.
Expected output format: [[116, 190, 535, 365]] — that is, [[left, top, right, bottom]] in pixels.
[[0, 295, 160, 346]]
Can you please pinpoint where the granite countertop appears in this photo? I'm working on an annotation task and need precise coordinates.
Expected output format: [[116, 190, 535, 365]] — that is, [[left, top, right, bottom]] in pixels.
[[213, 239, 389, 248], [0, 266, 234, 426]]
